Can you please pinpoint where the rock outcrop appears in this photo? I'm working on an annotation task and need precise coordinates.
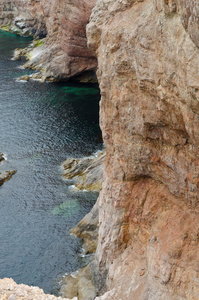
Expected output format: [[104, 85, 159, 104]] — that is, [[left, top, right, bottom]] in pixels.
[[36, 0, 97, 80], [0, 0, 46, 37], [0, 154, 16, 186], [62, 150, 105, 192], [0, 0, 97, 81], [2, 0, 199, 299], [0, 278, 76, 300], [86, 0, 199, 299]]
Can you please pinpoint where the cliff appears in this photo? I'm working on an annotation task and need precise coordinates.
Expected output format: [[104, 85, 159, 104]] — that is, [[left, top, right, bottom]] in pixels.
[[0, 0, 97, 81], [1, 0, 199, 299], [0, 0, 46, 37], [86, 0, 199, 299]]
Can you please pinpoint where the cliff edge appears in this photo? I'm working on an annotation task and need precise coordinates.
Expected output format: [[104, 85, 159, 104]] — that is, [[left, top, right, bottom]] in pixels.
[[0, 0, 97, 81], [87, 0, 199, 299]]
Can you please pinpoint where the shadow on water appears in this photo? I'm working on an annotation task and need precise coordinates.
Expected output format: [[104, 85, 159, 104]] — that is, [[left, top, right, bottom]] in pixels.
[[0, 30, 102, 294]]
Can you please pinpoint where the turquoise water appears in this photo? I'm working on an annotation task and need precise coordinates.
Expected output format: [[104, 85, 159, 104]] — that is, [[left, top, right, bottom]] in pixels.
[[0, 30, 102, 294]]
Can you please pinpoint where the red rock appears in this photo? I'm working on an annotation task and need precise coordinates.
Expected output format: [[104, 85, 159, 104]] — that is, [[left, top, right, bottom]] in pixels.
[[0, 0, 97, 80], [87, 0, 199, 299]]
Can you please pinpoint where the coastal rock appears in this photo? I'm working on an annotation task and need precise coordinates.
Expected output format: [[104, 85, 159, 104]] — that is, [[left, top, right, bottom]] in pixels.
[[86, 0, 199, 299], [0, 278, 77, 300], [60, 152, 103, 299], [62, 150, 105, 192], [0, 0, 46, 37], [62, 151, 104, 255], [0, 153, 5, 163], [0, 170, 16, 186], [71, 202, 99, 254], [1, 0, 98, 81], [37, 0, 98, 80], [60, 263, 97, 300], [0, 154, 16, 186]]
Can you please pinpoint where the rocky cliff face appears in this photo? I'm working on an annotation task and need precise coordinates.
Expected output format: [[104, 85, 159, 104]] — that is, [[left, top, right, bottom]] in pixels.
[[87, 0, 199, 299], [0, 0, 97, 80], [39, 0, 97, 80], [0, 0, 46, 37]]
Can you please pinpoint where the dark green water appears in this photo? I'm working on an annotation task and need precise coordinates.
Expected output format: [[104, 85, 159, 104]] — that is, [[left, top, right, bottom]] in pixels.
[[0, 30, 102, 293]]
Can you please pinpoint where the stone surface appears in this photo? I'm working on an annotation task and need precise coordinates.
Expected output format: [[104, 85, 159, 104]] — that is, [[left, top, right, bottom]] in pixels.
[[0, 0, 97, 81], [62, 150, 105, 192], [60, 263, 97, 300], [0, 0, 46, 37], [71, 201, 99, 254], [0, 278, 77, 300], [38, 0, 97, 80], [0, 154, 16, 186], [86, 0, 199, 299]]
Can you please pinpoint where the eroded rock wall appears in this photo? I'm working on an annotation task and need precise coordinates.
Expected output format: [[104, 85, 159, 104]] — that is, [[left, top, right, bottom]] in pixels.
[[0, 0, 46, 37], [0, 0, 97, 80], [87, 0, 199, 299], [40, 0, 97, 79]]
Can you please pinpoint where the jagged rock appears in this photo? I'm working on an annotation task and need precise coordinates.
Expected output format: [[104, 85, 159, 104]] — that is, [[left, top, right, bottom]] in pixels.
[[0, 0, 98, 81], [0, 170, 16, 186], [86, 0, 199, 299], [0, 0, 47, 37], [0, 154, 16, 186], [71, 202, 99, 255], [0, 153, 5, 163], [0, 278, 77, 300], [62, 150, 105, 192], [59, 263, 97, 300]]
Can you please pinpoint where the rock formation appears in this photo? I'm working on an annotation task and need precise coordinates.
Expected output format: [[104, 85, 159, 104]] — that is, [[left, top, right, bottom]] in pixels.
[[0, 0, 46, 37], [0, 278, 77, 300], [0, 154, 16, 186], [85, 0, 199, 299], [62, 150, 105, 192], [37, 0, 97, 80], [0, 0, 97, 81], [1, 0, 199, 299]]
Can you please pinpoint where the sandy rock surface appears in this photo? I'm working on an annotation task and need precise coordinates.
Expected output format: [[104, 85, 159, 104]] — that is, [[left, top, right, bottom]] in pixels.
[[0, 278, 77, 300]]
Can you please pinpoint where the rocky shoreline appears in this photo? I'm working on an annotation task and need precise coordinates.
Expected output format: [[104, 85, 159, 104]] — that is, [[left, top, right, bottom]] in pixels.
[[58, 151, 104, 299], [0, 0, 97, 82], [0, 278, 77, 300], [62, 150, 105, 192], [0, 149, 103, 300], [1, 0, 199, 299]]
